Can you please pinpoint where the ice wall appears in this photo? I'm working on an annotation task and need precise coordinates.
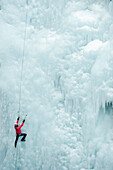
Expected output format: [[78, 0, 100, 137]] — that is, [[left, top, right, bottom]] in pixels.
[[0, 0, 113, 170]]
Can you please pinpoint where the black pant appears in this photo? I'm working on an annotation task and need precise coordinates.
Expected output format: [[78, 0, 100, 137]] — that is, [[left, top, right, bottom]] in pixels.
[[15, 133, 27, 148]]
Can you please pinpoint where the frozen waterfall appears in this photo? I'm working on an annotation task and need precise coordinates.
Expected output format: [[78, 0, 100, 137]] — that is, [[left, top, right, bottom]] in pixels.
[[0, 0, 113, 170]]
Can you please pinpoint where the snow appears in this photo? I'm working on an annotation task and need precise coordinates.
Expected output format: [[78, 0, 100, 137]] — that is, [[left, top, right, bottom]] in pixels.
[[83, 39, 103, 52], [0, 0, 113, 170]]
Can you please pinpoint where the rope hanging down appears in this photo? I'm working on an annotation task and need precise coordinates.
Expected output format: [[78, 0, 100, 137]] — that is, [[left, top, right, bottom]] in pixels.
[[18, 0, 29, 114], [15, 147, 18, 170], [15, 1, 29, 170]]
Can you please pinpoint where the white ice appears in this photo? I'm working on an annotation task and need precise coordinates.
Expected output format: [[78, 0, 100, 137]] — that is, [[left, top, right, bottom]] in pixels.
[[0, 0, 113, 170]]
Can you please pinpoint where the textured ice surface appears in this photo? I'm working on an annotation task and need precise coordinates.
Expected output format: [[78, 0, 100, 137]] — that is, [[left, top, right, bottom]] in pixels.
[[0, 0, 113, 170]]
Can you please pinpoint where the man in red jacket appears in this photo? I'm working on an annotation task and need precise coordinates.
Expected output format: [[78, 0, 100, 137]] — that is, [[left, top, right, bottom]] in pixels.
[[14, 116, 27, 148]]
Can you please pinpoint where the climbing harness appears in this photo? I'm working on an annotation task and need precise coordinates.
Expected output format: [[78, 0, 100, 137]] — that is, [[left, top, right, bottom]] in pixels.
[[15, 1, 29, 170]]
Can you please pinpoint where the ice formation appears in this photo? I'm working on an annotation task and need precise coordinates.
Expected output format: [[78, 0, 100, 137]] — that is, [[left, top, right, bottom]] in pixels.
[[0, 0, 113, 169]]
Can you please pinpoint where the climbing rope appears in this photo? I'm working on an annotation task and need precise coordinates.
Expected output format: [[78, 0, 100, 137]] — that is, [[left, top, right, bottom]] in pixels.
[[15, 147, 18, 170], [18, 0, 29, 114], [15, 1, 29, 170]]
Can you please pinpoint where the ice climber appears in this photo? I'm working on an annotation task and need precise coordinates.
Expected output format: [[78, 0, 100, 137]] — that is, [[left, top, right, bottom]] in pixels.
[[14, 115, 27, 148]]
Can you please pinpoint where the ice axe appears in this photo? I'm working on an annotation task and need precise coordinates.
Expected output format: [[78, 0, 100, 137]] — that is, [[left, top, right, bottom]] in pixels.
[[24, 114, 27, 120]]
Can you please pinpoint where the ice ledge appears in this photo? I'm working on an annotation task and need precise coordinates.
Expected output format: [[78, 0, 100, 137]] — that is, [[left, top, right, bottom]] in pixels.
[[83, 39, 103, 52]]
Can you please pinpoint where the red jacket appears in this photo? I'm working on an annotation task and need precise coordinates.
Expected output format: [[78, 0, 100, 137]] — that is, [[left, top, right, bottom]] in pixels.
[[15, 118, 24, 134]]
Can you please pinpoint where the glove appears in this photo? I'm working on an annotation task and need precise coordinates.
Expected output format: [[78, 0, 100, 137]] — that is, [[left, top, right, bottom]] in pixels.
[[17, 116, 20, 120], [23, 119, 25, 123]]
